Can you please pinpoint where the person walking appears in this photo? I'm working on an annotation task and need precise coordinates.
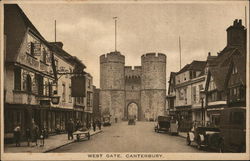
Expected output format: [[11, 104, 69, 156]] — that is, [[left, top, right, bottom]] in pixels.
[[13, 124, 21, 147], [25, 127, 31, 146], [67, 119, 74, 140]]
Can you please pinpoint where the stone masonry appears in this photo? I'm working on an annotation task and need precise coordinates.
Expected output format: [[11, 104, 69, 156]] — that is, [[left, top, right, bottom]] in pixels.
[[100, 51, 166, 122]]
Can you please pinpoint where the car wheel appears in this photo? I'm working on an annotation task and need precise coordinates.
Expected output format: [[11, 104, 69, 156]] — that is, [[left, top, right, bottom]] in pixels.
[[186, 136, 191, 146]]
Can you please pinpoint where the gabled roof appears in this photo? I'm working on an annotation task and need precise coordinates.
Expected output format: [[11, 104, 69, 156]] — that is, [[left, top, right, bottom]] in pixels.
[[168, 72, 176, 95], [177, 60, 206, 74], [4, 4, 46, 62], [224, 49, 246, 87], [48, 42, 86, 69], [206, 48, 246, 91]]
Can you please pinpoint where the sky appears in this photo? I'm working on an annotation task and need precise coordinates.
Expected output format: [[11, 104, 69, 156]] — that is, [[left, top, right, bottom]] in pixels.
[[18, 1, 247, 88]]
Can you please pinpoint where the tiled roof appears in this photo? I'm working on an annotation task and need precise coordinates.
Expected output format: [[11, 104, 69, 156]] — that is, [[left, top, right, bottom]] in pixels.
[[177, 60, 206, 74], [4, 4, 46, 62]]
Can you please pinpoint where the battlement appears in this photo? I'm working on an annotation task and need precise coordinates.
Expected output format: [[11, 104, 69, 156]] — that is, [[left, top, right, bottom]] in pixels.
[[100, 51, 125, 64], [141, 52, 166, 62], [125, 66, 142, 78]]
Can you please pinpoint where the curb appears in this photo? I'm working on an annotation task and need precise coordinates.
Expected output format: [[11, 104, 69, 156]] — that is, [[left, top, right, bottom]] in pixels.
[[43, 130, 103, 153]]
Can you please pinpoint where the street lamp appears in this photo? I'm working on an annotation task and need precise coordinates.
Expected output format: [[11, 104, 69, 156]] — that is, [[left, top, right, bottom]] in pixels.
[[200, 90, 206, 126]]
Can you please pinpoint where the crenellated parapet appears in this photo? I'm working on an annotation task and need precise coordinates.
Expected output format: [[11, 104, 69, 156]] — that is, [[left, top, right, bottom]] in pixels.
[[125, 66, 142, 79], [141, 53, 166, 63], [100, 51, 125, 64]]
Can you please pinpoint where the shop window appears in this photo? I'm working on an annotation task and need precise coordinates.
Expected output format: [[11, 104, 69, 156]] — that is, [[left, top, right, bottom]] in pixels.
[[14, 67, 21, 90]]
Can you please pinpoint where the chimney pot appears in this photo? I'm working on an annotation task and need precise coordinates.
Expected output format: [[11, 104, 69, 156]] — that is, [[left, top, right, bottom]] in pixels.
[[234, 19, 238, 25], [239, 19, 242, 25]]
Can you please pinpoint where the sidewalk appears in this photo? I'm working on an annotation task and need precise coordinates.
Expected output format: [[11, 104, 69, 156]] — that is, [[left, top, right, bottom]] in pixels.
[[4, 129, 102, 153]]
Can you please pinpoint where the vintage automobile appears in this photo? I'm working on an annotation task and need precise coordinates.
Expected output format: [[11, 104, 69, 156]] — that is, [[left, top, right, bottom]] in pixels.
[[219, 107, 246, 152], [128, 118, 136, 125], [154, 116, 171, 133], [186, 124, 221, 150], [103, 116, 112, 126]]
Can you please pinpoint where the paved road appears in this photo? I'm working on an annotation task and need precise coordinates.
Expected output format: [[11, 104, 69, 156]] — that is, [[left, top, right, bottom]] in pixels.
[[52, 121, 203, 153]]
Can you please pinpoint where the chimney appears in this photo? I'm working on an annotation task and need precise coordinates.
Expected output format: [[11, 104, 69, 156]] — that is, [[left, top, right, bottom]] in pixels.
[[239, 19, 242, 26], [233, 19, 238, 26]]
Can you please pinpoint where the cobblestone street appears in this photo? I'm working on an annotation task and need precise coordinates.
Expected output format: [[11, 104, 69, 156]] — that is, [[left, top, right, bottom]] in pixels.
[[52, 122, 203, 153]]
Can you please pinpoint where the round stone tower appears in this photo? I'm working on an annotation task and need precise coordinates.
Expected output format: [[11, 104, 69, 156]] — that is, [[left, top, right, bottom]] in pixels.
[[141, 53, 167, 121], [100, 51, 125, 122]]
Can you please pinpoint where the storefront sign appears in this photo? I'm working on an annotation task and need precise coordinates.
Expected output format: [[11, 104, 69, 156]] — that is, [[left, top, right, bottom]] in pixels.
[[71, 76, 86, 97]]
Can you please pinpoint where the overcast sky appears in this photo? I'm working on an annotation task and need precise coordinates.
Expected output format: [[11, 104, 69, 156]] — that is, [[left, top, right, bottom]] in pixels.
[[19, 1, 247, 88]]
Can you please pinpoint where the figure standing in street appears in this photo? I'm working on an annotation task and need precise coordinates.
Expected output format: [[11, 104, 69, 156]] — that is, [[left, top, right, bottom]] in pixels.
[[25, 127, 31, 146], [75, 119, 81, 131], [39, 128, 45, 147], [97, 120, 101, 130], [13, 124, 21, 147], [67, 119, 74, 140], [32, 124, 39, 146]]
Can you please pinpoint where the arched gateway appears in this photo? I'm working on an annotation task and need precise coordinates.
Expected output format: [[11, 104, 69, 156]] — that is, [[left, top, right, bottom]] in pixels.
[[100, 52, 166, 122], [127, 102, 139, 120]]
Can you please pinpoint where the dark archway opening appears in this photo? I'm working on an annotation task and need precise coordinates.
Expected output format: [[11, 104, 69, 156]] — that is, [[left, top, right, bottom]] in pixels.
[[127, 103, 139, 120]]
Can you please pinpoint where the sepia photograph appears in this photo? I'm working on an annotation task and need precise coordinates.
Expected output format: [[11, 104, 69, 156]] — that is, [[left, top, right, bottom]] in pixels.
[[1, 0, 249, 160]]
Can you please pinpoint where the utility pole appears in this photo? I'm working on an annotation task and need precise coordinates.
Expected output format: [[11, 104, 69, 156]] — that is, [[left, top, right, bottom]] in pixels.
[[113, 17, 118, 52], [179, 36, 182, 70]]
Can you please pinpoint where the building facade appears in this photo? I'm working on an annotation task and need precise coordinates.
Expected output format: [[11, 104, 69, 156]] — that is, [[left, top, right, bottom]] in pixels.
[[4, 4, 88, 142], [171, 61, 206, 131], [100, 52, 166, 122]]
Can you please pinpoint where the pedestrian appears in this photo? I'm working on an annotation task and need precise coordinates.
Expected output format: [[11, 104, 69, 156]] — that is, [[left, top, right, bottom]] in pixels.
[[75, 119, 81, 131], [25, 127, 31, 146], [32, 124, 39, 146], [13, 124, 21, 147], [67, 119, 74, 140], [92, 121, 96, 132], [97, 120, 101, 130], [39, 128, 45, 147]]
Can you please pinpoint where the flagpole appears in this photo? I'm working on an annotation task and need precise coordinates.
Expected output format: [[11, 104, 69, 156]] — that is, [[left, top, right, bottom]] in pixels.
[[113, 17, 118, 52], [179, 36, 182, 70]]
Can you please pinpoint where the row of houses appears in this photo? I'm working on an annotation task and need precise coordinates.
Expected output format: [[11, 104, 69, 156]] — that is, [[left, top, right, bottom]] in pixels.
[[4, 4, 101, 141], [166, 19, 246, 132]]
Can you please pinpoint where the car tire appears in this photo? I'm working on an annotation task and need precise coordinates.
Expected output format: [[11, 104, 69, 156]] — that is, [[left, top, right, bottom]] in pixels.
[[186, 136, 191, 146]]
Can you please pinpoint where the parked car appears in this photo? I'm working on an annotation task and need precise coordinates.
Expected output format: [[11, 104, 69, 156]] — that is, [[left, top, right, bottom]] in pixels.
[[154, 116, 171, 133], [103, 116, 111, 126], [219, 107, 246, 152], [128, 118, 136, 125], [186, 125, 221, 150]]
